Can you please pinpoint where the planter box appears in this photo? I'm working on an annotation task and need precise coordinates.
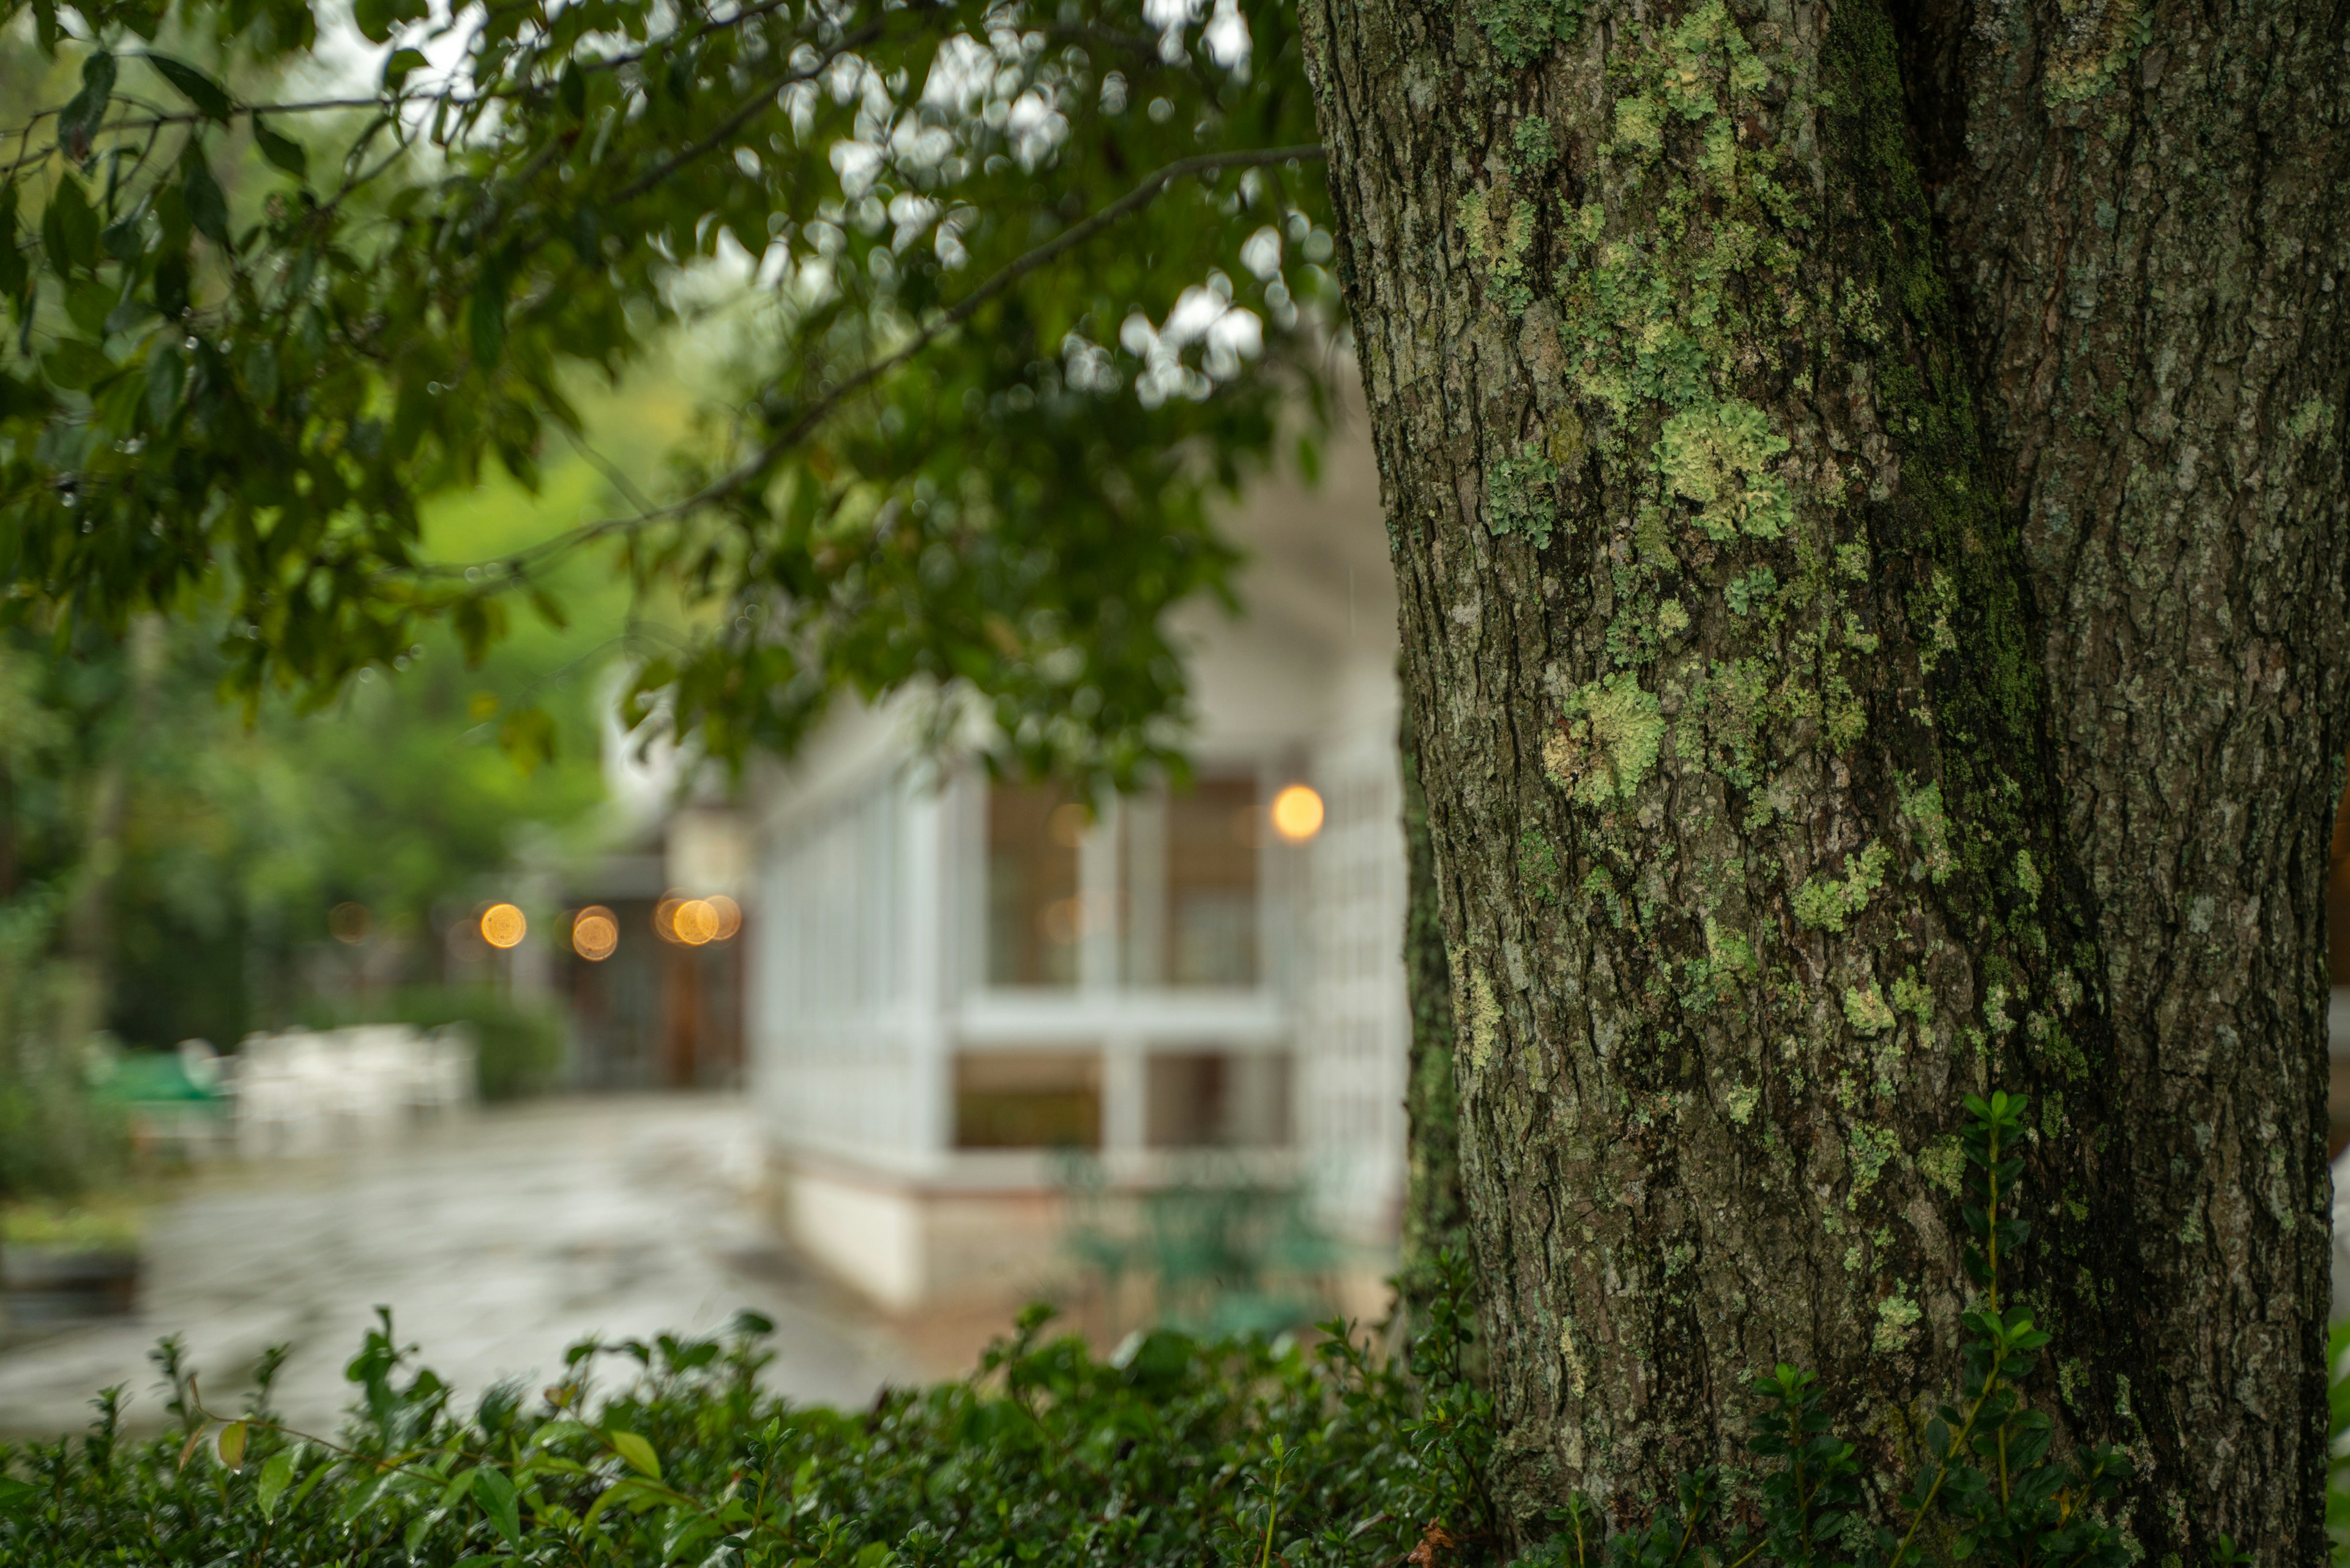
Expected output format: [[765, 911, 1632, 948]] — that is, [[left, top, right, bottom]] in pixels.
[[0, 1244, 142, 1329]]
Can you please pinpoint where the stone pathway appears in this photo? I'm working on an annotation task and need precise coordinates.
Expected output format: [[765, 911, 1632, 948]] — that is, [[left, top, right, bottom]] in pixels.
[[0, 1096, 923, 1440]]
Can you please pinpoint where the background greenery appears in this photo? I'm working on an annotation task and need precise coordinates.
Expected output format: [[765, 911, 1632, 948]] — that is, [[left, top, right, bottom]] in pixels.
[[303, 986, 567, 1102]]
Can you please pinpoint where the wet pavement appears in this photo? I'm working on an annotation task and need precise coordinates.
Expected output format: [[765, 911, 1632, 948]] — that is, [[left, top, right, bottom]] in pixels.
[[0, 1096, 921, 1440]]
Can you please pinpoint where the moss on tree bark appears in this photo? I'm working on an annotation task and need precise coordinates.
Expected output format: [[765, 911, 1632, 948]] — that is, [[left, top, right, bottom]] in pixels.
[[1302, 0, 2349, 1556]]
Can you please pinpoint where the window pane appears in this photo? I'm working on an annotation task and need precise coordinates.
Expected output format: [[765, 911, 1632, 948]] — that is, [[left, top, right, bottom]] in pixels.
[[955, 1052, 1102, 1149], [1146, 1051, 1291, 1147], [1164, 775, 1259, 987], [987, 783, 1083, 987]]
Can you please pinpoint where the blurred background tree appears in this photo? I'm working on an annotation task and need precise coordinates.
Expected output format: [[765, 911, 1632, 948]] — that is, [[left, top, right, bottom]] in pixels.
[[0, 368, 699, 1054], [0, 0, 1336, 1202]]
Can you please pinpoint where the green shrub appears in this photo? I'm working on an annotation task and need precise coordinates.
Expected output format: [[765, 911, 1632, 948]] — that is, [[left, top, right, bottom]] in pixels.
[[0, 1096, 2321, 1566], [0, 1304, 1479, 1567], [1062, 1157, 1347, 1342], [0, 1195, 143, 1252], [0, 899, 125, 1207]]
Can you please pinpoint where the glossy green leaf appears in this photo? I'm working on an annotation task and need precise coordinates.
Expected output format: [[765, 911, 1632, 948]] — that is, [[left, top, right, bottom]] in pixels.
[[41, 338, 115, 390], [255, 1450, 295, 1517], [471, 1465, 521, 1549], [252, 115, 308, 179], [605, 1428, 660, 1481], [146, 54, 234, 120], [39, 174, 99, 277], [182, 157, 229, 247]]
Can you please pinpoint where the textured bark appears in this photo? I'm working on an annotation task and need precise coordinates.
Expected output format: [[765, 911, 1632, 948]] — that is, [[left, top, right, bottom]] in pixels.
[[1397, 693, 1470, 1331], [1299, 0, 2348, 1556], [1924, 3, 2350, 1542]]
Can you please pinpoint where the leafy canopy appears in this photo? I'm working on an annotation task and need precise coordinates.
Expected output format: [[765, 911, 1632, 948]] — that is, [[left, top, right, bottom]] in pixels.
[[0, 0, 1338, 784]]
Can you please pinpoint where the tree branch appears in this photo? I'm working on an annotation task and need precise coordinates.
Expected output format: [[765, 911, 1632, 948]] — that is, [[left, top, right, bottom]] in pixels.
[[416, 140, 1329, 583]]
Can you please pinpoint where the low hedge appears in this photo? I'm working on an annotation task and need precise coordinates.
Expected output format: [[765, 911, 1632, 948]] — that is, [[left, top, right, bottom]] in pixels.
[[0, 1300, 1486, 1568], [4, 1094, 2343, 1567]]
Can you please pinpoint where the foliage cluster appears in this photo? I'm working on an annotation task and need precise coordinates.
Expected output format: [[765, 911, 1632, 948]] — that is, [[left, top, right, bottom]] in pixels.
[[0, 1092, 2285, 1568], [0, 1293, 1490, 1568], [0, 419, 649, 1051], [1061, 1159, 1346, 1342], [0, 885, 124, 1206], [0, 0, 1340, 793]]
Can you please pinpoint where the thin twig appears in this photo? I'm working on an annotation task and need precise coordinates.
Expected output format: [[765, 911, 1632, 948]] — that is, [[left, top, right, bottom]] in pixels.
[[609, 18, 888, 206], [0, 0, 816, 152]]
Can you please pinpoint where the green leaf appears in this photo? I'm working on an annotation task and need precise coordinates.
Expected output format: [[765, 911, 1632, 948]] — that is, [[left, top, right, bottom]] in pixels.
[[468, 266, 507, 368], [56, 51, 116, 158], [182, 155, 229, 247], [41, 338, 115, 390], [146, 54, 233, 120], [252, 116, 308, 179], [352, 0, 430, 43], [284, 1455, 335, 1516], [582, 1475, 652, 1528], [471, 1465, 521, 1550], [245, 340, 279, 405], [0, 1475, 36, 1512], [605, 1428, 660, 1481], [255, 1451, 294, 1517], [382, 47, 428, 93], [0, 184, 26, 297], [64, 277, 112, 336], [104, 291, 156, 336], [152, 250, 189, 316], [216, 1420, 248, 1471], [40, 174, 100, 277], [498, 704, 557, 772]]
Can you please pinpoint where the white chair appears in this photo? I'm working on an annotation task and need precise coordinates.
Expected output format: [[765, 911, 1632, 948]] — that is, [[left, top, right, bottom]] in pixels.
[[424, 1025, 478, 1113]]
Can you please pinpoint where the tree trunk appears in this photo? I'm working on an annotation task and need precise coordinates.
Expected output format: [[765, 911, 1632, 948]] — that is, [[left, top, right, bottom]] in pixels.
[[1299, 0, 2347, 1556], [1397, 692, 1470, 1332]]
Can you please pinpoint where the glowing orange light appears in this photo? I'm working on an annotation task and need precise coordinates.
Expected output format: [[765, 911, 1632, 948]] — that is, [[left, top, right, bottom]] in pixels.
[[329, 902, 371, 946], [1270, 783, 1325, 843], [571, 906, 619, 961], [672, 898, 720, 946], [707, 894, 742, 941], [654, 895, 685, 943], [479, 902, 528, 949]]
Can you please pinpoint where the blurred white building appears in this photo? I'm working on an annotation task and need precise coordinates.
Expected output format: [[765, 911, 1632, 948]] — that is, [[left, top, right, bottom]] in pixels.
[[744, 436, 1409, 1311]]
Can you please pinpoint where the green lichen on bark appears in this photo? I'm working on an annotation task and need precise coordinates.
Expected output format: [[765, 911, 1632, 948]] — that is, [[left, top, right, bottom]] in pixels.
[[1793, 842, 1890, 933], [1512, 116, 1558, 173], [1544, 672, 1665, 805], [1458, 188, 1539, 316], [1655, 399, 1793, 540], [1466, 0, 1583, 69], [1484, 439, 1559, 547]]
